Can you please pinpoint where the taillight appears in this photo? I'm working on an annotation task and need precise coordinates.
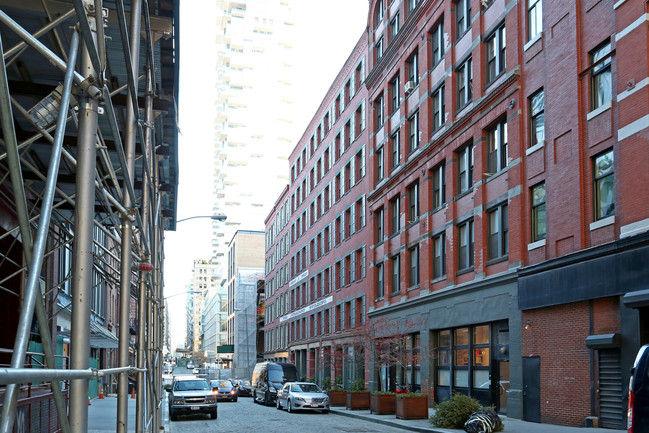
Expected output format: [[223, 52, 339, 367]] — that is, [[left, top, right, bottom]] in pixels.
[[628, 387, 634, 433]]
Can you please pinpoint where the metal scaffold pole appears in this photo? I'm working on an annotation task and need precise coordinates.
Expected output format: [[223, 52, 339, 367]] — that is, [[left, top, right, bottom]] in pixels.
[[117, 0, 142, 432], [69, 6, 100, 431]]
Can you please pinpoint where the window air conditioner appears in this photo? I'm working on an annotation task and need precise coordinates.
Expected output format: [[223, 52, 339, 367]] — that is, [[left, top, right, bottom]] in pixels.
[[404, 80, 415, 94]]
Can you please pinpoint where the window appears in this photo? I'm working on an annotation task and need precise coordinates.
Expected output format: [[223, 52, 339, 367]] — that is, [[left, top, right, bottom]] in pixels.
[[456, 0, 471, 38], [457, 219, 474, 270], [390, 13, 400, 40], [457, 57, 472, 109], [432, 233, 446, 279], [407, 182, 419, 222], [376, 37, 384, 61], [374, 0, 384, 28], [529, 89, 544, 147], [390, 75, 400, 112], [390, 196, 400, 234], [485, 24, 506, 84], [432, 163, 446, 209], [408, 111, 419, 153], [593, 150, 614, 220], [486, 119, 508, 174], [375, 94, 384, 129], [487, 204, 508, 261], [409, 245, 419, 287], [457, 143, 473, 194], [408, 0, 418, 13], [376, 262, 384, 299], [376, 207, 384, 243], [391, 254, 400, 294], [406, 52, 419, 85], [431, 20, 444, 66], [590, 40, 612, 111], [528, 0, 542, 41], [390, 130, 400, 170], [432, 85, 445, 131], [376, 146, 384, 183], [531, 183, 546, 242]]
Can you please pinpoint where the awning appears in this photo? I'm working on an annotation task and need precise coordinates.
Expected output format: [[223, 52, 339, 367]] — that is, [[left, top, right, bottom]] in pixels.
[[90, 322, 119, 349], [586, 333, 620, 349]]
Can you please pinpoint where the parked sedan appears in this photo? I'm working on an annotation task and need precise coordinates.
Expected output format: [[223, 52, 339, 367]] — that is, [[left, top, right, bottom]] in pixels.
[[276, 382, 329, 413], [210, 379, 238, 402]]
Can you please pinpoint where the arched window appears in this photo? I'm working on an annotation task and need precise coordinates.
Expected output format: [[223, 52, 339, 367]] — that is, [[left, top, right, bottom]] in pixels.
[[374, 1, 384, 29]]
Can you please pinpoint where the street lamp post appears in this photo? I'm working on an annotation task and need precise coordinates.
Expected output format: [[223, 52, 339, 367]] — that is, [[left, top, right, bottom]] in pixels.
[[176, 214, 227, 223]]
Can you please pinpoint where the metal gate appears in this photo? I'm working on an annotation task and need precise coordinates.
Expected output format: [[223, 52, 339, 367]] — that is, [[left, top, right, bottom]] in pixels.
[[598, 349, 625, 428]]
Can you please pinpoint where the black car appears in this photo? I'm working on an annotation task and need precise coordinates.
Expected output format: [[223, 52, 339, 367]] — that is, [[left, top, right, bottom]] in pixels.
[[232, 379, 252, 397], [211, 379, 238, 402], [628, 344, 649, 432]]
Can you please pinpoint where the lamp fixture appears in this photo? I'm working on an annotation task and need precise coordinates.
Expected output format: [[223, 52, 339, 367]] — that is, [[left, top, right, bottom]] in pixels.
[[524, 320, 531, 330]]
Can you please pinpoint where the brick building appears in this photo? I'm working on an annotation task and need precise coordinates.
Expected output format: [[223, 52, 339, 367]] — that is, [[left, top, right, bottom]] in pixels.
[[264, 0, 649, 428]]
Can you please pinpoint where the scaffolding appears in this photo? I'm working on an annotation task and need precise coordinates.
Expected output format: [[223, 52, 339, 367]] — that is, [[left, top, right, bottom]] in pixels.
[[0, 1, 178, 432]]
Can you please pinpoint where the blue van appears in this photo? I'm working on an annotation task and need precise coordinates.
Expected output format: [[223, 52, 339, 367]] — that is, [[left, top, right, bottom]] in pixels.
[[251, 362, 298, 405]]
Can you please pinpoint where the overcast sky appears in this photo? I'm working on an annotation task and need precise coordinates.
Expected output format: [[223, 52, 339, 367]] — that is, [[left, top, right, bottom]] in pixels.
[[164, 0, 369, 352]]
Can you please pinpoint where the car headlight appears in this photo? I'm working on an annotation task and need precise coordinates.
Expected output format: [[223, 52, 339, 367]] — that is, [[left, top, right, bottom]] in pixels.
[[269, 387, 277, 393], [205, 396, 216, 404], [230, 390, 236, 394], [172, 398, 184, 405], [295, 397, 305, 402]]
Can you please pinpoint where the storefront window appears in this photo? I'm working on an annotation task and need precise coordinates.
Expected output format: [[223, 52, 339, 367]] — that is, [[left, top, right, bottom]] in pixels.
[[455, 328, 469, 345], [454, 349, 469, 366], [454, 370, 469, 387], [474, 347, 490, 366], [474, 325, 489, 344], [438, 369, 450, 386]]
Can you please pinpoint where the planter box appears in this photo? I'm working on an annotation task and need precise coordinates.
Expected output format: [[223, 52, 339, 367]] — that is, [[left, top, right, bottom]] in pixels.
[[328, 390, 346, 406], [370, 393, 396, 414], [395, 395, 429, 420], [346, 391, 370, 410]]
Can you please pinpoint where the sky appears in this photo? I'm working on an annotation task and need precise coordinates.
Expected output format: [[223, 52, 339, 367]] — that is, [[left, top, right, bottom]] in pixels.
[[164, 0, 369, 352]]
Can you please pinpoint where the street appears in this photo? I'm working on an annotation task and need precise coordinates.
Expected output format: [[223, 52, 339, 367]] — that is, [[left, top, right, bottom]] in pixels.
[[163, 395, 407, 433]]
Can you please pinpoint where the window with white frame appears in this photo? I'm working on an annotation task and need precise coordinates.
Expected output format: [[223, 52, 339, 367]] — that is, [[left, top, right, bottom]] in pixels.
[[407, 181, 419, 222], [486, 119, 508, 174], [376, 262, 384, 299], [528, 0, 542, 41], [390, 12, 400, 40], [457, 57, 472, 109], [457, 142, 473, 194], [391, 254, 400, 294], [376, 146, 384, 184], [407, 51, 419, 85], [531, 183, 546, 242], [432, 163, 446, 209], [374, 0, 384, 28], [390, 75, 400, 113], [390, 130, 400, 170], [375, 93, 384, 130], [376, 207, 384, 242], [485, 24, 506, 84], [390, 195, 400, 235], [408, 111, 419, 154], [432, 232, 446, 279], [376, 36, 384, 61], [593, 150, 614, 221], [408, 245, 420, 287]]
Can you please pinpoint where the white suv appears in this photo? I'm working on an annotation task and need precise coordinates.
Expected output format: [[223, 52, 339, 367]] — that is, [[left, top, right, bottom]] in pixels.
[[167, 376, 217, 421]]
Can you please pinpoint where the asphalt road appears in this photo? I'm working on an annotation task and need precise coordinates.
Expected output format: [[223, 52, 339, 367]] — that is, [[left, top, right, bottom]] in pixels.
[[164, 394, 408, 433]]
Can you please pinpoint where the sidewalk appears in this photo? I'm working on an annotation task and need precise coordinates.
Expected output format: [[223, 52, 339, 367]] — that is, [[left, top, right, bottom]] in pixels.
[[329, 406, 627, 433], [88, 395, 137, 433]]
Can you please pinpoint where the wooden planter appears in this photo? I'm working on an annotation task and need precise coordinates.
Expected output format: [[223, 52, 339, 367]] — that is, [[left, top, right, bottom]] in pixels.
[[370, 393, 396, 414], [346, 391, 370, 410], [395, 395, 429, 419], [328, 390, 347, 406]]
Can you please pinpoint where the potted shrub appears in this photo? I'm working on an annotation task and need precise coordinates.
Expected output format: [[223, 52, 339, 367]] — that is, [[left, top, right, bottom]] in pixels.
[[430, 392, 505, 430], [395, 392, 429, 419], [346, 379, 370, 410], [328, 376, 346, 406], [370, 391, 396, 414]]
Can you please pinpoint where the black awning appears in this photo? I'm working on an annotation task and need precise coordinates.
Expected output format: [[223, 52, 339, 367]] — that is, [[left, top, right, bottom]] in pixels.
[[586, 333, 620, 349], [623, 289, 649, 308]]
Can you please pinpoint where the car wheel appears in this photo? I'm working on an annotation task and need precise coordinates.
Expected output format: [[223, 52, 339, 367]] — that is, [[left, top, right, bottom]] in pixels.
[[252, 391, 257, 403], [210, 409, 217, 419], [264, 391, 270, 406], [287, 399, 293, 413], [322, 409, 329, 414], [169, 409, 177, 421], [233, 397, 238, 402]]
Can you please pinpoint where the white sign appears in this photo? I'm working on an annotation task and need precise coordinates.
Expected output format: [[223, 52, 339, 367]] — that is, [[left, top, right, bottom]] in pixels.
[[279, 295, 333, 323], [289, 269, 309, 287]]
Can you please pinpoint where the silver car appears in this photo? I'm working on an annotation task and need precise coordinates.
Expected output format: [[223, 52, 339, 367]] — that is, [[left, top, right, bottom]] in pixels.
[[276, 382, 329, 413]]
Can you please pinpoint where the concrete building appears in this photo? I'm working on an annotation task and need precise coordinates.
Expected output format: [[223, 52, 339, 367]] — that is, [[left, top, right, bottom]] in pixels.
[[263, 0, 649, 429], [211, 0, 300, 279], [203, 281, 229, 365], [227, 230, 265, 378]]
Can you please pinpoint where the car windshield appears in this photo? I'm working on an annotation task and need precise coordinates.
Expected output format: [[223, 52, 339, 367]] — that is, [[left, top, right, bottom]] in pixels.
[[291, 384, 321, 393], [217, 381, 231, 387], [174, 380, 209, 391], [242, 380, 250, 386]]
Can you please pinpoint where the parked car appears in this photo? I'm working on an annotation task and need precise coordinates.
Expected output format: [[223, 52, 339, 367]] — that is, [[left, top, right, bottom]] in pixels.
[[166, 376, 217, 421], [628, 344, 649, 432], [276, 382, 329, 413], [231, 379, 252, 397], [252, 362, 298, 405], [211, 379, 238, 402]]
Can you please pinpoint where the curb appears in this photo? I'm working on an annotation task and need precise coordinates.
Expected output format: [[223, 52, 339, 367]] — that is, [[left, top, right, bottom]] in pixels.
[[329, 408, 447, 433]]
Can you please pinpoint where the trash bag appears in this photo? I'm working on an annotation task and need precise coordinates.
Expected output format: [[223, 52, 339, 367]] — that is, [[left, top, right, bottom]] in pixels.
[[463, 409, 502, 433]]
